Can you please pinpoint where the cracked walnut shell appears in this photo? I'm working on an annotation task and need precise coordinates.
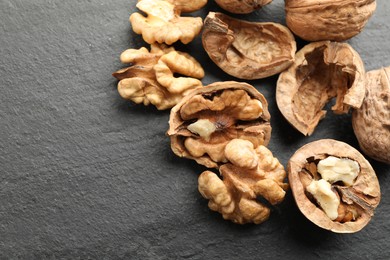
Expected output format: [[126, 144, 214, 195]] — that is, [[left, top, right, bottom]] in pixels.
[[130, 0, 203, 45], [288, 139, 380, 233], [353, 66, 390, 164], [167, 81, 271, 168], [198, 139, 288, 224], [214, 0, 272, 14], [276, 41, 366, 136], [113, 44, 204, 110], [202, 12, 296, 80], [285, 0, 377, 42]]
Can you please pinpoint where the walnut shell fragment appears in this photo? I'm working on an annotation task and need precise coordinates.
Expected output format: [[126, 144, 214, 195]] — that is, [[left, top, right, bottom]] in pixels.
[[276, 41, 366, 136], [130, 0, 203, 44], [113, 44, 204, 110], [285, 0, 377, 42], [352, 67, 390, 164], [215, 0, 272, 14], [167, 81, 271, 168], [202, 12, 296, 80], [199, 139, 288, 224], [288, 139, 380, 233]]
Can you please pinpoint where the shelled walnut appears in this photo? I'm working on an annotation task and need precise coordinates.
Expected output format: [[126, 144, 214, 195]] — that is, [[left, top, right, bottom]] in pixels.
[[276, 41, 366, 136], [215, 0, 272, 14], [130, 0, 204, 45], [167, 81, 271, 168], [285, 0, 377, 42], [288, 139, 380, 233], [198, 139, 288, 224], [352, 67, 390, 164], [202, 12, 296, 80], [113, 44, 204, 110]]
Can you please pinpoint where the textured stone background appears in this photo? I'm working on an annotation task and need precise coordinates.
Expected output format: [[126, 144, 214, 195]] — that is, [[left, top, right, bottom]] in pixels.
[[1, 0, 389, 259]]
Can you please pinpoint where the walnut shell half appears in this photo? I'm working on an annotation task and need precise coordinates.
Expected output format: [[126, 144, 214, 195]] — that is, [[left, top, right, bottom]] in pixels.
[[285, 0, 377, 42], [215, 0, 272, 14], [288, 139, 380, 233], [202, 12, 296, 80], [352, 67, 390, 164], [276, 41, 366, 136], [167, 81, 271, 168]]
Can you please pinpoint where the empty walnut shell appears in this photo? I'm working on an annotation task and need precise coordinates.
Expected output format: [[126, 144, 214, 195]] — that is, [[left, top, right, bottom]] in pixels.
[[215, 0, 272, 14], [167, 81, 271, 168], [202, 12, 296, 80], [285, 0, 377, 42], [352, 67, 390, 164], [288, 139, 380, 233], [276, 41, 366, 136]]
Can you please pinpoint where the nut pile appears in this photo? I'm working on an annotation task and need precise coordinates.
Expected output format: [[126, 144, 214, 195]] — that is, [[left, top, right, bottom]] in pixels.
[[113, 0, 388, 232]]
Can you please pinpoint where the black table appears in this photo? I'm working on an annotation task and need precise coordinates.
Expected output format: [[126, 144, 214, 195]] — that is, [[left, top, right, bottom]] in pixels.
[[1, 0, 389, 259]]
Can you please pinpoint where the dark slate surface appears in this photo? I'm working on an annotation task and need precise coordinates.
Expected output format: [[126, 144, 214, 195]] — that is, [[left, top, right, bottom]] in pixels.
[[1, 0, 389, 259]]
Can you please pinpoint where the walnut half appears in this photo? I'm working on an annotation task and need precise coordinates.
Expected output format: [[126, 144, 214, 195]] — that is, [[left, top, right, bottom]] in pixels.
[[288, 139, 380, 233], [276, 41, 366, 136], [167, 81, 271, 168], [198, 139, 288, 224]]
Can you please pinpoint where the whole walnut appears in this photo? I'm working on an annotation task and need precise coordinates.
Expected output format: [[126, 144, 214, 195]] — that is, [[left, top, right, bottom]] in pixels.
[[352, 67, 390, 164], [215, 0, 272, 14], [167, 81, 271, 168], [285, 0, 377, 41], [288, 139, 380, 233]]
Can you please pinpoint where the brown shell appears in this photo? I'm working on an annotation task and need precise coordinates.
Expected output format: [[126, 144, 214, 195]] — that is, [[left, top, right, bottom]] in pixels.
[[288, 139, 380, 233], [202, 12, 296, 80], [285, 0, 377, 42], [167, 81, 271, 168], [215, 0, 272, 14], [352, 67, 390, 164], [276, 41, 366, 136]]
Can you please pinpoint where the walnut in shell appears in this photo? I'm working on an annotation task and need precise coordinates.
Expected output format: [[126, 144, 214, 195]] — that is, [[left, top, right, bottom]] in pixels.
[[215, 0, 272, 14], [288, 139, 380, 233], [352, 66, 390, 164], [130, 0, 203, 45], [276, 41, 366, 136], [199, 139, 288, 224], [202, 12, 296, 80], [167, 81, 271, 168], [113, 44, 204, 110], [285, 0, 377, 42]]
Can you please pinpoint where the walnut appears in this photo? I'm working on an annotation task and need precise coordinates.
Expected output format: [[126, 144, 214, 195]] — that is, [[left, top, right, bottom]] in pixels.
[[352, 67, 390, 164], [129, 0, 203, 45], [167, 81, 271, 168], [285, 0, 377, 42], [202, 12, 296, 80], [276, 41, 366, 136], [288, 139, 380, 233], [113, 44, 204, 110], [214, 0, 272, 14], [198, 139, 288, 224], [167, 0, 207, 13]]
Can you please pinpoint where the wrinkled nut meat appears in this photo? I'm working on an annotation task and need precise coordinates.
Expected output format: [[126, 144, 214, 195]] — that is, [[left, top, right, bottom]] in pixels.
[[113, 44, 204, 110], [288, 139, 380, 233], [352, 66, 390, 164], [215, 0, 272, 14], [276, 41, 366, 136], [198, 139, 288, 224], [202, 12, 296, 80], [285, 0, 377, 42], [167, 0, 207, 13], [130, 0, 203, 44], [167, 81, 271, 168]]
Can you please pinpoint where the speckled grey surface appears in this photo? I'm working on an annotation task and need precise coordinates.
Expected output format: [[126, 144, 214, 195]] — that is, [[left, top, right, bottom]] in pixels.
[[1, 0, 389, 259]]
